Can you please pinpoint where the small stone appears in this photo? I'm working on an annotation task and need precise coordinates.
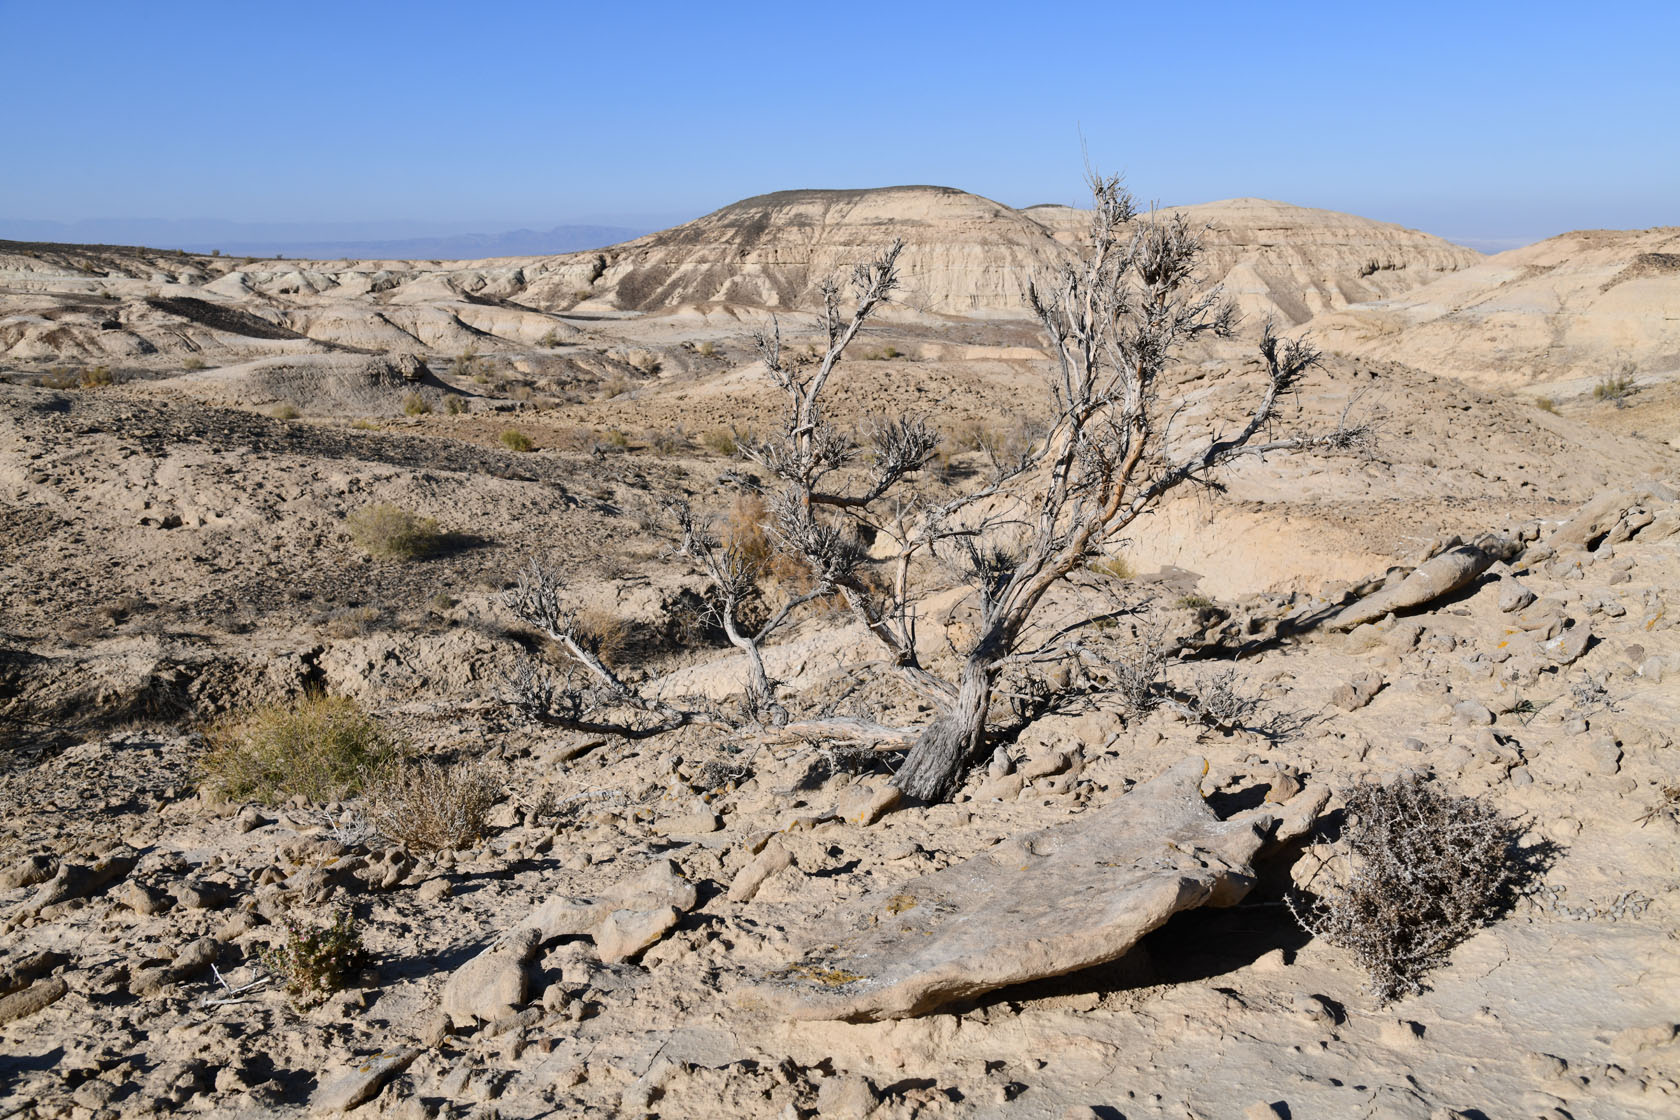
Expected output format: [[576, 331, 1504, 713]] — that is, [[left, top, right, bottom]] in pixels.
[[728, 842, 794, 904], [1020, 750, 1072, 781], [173, 880, 231, 910], [814, 1073, 879, 1119], [169, 937, 220, 979], [416, 878, 452, 903], [595, 907, 680, 964], [1498, 579, 1536, 613], [1452, 700, 1494, 727], [1542, 624, 1592, 665], [115, 880, 170, 916], [312, 1049, 420, 1112], [0, 976, 69, 1026], [233, 806, 269, 834]]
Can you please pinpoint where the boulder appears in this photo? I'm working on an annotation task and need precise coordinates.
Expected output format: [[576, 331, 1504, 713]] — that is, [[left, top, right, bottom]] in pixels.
[[1327, 539, 1518, 631], [758, 757, 1285, 1020], [439, 928, 539, 1026]]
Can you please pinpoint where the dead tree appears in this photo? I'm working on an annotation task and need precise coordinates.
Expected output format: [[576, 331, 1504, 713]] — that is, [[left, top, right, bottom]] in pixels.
[[501, 173, 1363, 789]]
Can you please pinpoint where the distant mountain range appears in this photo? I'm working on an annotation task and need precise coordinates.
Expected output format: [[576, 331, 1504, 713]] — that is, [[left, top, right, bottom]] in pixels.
[[0, 219, 652, 260]]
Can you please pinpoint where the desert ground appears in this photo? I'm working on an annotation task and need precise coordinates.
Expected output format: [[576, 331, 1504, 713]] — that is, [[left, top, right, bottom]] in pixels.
[[2, 187, 1678, 1119]]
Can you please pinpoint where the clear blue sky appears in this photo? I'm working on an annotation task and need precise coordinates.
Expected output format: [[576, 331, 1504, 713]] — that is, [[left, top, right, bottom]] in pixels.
[[5, 0, 1676, 248]]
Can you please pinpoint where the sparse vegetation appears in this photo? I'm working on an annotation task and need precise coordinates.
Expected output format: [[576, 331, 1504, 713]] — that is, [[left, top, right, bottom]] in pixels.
[[270, 403, 301, 420], [365, 758, 501, 851], [601, 428, 630, 448], [701, 428, 742, 456], [1088, 554, 1134, 580], [499, 428, 534, 452], [443, 393, 466, 415], [201, 694, 397, 804], [697, 340, 717, 357], [600, 374, 630, 399], [182, 355, 208, 371], [347, 503, 444, 561], [539, 328, 563, 348], [1290, 775, 1524, 1003], [1534, 396, 1558, 413], [1593, 363, 1638, 407], [402, 391, 432, 416], [257, 909, 368, 1007]]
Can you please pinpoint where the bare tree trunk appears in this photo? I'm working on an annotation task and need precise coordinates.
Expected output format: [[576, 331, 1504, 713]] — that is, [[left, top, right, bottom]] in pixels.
[[893, 657, 992, 802]]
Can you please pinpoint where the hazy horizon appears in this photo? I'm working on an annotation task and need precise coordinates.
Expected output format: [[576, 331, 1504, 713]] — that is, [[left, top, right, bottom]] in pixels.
[[5, 1, 1675, 253]]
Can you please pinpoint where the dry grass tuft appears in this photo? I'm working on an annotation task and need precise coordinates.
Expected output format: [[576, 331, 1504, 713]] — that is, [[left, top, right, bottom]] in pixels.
[[499, 428, 534, 452], [366, 758, 501, 851]]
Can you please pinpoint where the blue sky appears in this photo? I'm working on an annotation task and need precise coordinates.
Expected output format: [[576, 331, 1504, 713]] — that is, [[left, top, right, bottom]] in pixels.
[[4, 0, 1675, 249]]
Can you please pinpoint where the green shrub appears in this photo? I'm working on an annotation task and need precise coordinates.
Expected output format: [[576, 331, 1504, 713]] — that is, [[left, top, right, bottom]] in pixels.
[[271, 403, 301, 420], [499, 428, 533, 452], [1534, 396, 1558, 413], [402, 391, 432, 416], [258, 909, 368, 1007], [443, 394, 466, 415], [347, 503, 444, 560], [78, 366, 114, 388], [201, 694, 397, 804]]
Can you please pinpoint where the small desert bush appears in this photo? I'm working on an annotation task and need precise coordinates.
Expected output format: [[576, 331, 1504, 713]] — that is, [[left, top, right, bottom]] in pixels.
[[701, 428, 740, 456], [539, 328, 563, 348], [601, 428, 630, 449], [1534, 396, 1558, 414], [697, 340, 716, 358], [443, 393, 466, 415], [499, 428, 534, 452], [402, 391, 432, 416], [35, 367, 80, 390], [574, 608, 630, 667], [864, 345, 901, 360], [1188, 666, 1256, 730], [365, 758, 500, 851], [351, 419, 380, 431], [270, 403, 301, 420], [1290, 774, 1523, 1003], [182, 355, 208, 371], [1593, 367, 1637, 407], [599, 374, 630, 400], [202, 694, 397, 804], [79, 365, 114, 388], [347, 504, 443, 560], [258, 909, 368, 1007], [1089, 554, 1134, 580]]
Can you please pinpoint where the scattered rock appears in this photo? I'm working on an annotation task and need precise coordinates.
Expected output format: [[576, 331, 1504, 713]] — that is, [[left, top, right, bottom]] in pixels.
[[17, 845, 138, 916], [1332, 670, 1385, 710]]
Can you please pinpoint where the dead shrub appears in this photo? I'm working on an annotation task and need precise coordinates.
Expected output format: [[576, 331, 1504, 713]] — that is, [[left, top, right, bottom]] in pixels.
[[1290, 774, 1524, 1003], [365, 758, 500, 851], [201, 694, 397, 804]]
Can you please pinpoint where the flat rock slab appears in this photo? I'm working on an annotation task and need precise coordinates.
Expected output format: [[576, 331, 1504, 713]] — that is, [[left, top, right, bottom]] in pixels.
[[757, 757, 1273, 1021]]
